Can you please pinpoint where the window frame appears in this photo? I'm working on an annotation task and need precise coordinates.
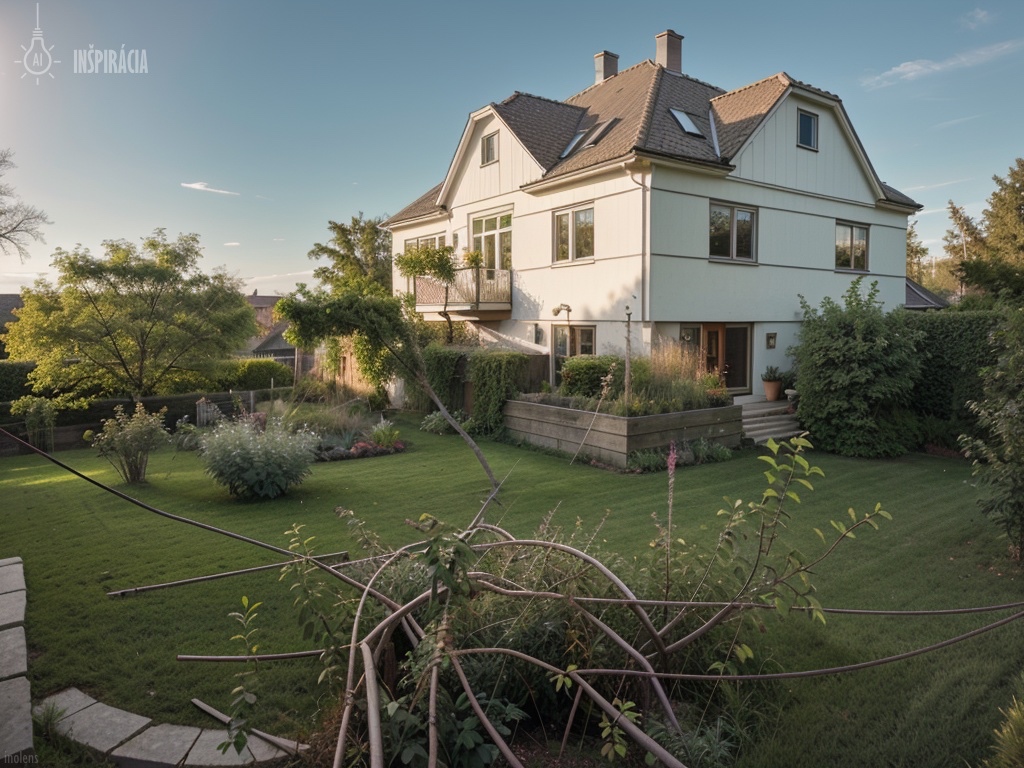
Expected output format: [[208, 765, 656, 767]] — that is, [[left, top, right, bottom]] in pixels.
[[552, 324, 596, 384], [708, 202, 757, 262], [403, 233, 447, 252], [481, 131, 498, 166], [471, 211, 512, 274], [553, 204, 595, 263], [798, 109, 818, 151], [834, 221, 869, 272]]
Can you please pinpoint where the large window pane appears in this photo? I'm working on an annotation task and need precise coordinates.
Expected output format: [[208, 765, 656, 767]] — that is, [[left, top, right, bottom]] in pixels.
[[499, 231, 512, 269], [555, 213, 570, 262], [835, 224, 852, 269], [574, 208, 594, 259], [853, 226, 868, 271], [735, 210, 753, 260], [709, 205, 732, 258]]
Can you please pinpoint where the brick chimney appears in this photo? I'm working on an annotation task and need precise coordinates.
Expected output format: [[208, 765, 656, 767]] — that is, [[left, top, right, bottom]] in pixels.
[[594, 50, 619, 84], [655, 29, 683, 73]]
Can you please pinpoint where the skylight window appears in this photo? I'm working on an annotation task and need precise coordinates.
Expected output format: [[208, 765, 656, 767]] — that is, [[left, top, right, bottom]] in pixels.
[[670, 108, 703, 137], [560, 129, 588, 158], [560, 120, 614, 159]]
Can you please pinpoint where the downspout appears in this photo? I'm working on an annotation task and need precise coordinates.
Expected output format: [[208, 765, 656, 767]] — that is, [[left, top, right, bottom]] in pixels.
[[628, 162, 651, 344]]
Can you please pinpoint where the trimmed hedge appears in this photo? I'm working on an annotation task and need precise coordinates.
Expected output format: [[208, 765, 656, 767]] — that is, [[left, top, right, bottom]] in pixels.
[[0, 361, 34, 402], [218, 358, 294, 391], [558, 355, 622, 398], [902, 309, 1000, 418], [467, 350, 528, 434]]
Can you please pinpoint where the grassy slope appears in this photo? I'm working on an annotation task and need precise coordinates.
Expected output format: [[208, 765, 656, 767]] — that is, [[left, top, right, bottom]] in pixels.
[[1, 415, 1021, 766]]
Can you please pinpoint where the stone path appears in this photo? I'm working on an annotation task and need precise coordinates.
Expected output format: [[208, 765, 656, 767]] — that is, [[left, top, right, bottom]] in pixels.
[[0, 555, 304, 767]]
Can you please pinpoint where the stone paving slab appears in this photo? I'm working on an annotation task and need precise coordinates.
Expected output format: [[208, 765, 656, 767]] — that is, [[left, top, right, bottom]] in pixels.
[[110, 723, 202, 768], [34, 686, 98, 720], [0, 676, 33, 760], [0, 559, 25, 596], [52, 698, 151, 754], [0, 627, 26, 681], [183, 729, 258, 766], [0, 590, 26, 632]]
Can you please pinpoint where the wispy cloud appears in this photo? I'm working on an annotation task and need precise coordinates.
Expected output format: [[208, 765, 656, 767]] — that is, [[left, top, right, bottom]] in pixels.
[[961, 8, 992, 29], [861, 39, 1024, 89], [272, 238, 285, 242], [930, 115, 983, 130], [904, 178, 973, 192], [180, 181, 240, 196], [224, 242, 241, 247]]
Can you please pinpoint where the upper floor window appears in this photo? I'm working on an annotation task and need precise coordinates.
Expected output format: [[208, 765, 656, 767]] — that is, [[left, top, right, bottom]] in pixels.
[[798, 110, 818, 150], [472, 212, 512, 270], [709, 203, 756, 261], [481, 132, 497, 165], [835, 222, 868, 271], [554, 206, 594, 262]]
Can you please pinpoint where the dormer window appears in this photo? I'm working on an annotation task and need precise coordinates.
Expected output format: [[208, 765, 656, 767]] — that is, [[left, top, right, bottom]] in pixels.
[[798, 110, 818, 150], [481, 132, 498, 165], [670, 108, 703, 137]]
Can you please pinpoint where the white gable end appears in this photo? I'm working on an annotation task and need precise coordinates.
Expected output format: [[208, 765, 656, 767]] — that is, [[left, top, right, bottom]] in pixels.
[[730, 95, 878, 205]]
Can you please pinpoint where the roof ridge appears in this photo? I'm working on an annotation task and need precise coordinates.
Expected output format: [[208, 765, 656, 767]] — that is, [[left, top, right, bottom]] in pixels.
[[633, 65, 664, 149], [567, 59, 657, 102], [498, 90, 582, 109], [711, 72, 790, 103]]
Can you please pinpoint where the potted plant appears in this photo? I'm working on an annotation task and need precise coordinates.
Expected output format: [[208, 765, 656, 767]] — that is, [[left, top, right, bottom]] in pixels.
[[761, 365, 783, 402]]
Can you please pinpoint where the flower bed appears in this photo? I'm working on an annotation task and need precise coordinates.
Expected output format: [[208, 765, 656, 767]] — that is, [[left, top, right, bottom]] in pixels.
[[316, 440, 406, 461], [504, 396, 741, 469]]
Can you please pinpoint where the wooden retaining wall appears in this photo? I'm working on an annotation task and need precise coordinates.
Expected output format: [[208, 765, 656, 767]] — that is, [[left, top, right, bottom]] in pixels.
[[504, 400, 742, 468]]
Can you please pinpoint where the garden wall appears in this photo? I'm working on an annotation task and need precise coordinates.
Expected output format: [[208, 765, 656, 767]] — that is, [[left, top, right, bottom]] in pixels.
[[504, 399, 742, 468]]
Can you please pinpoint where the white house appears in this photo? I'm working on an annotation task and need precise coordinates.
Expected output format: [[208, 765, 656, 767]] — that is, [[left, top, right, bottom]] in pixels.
[[383, 30, 920, 396]]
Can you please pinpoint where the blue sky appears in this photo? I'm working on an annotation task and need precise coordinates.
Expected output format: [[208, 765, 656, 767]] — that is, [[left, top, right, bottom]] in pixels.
[[1, 0, 1022, 295]]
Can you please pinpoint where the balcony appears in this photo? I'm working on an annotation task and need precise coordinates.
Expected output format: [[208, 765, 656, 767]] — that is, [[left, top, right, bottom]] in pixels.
[[412, 267, 512, 320]]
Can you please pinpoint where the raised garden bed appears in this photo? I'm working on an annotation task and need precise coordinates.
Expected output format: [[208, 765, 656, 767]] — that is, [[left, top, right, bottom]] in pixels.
[[504, 397, 741, 468]]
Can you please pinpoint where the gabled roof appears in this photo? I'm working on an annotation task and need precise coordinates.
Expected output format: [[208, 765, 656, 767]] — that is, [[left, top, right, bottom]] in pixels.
[[384, 55, 919, 228]]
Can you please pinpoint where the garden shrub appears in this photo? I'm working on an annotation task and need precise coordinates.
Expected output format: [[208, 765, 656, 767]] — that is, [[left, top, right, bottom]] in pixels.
[[559, 355, 621, 398], [419, 409, 470, 435], [220, 358, 294, 390], [0, 360, 34, 401], [9, 395, 58, 451], [88, 403, 170, 484], [367, 417, 400, 449], [468, 349, 528, 435], [200, 419, 318, 500], [790, 279, 922, 457]]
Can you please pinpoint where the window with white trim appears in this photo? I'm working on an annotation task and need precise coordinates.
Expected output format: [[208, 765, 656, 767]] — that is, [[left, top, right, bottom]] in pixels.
[[709, 203, 756, 261], [472, 212, 512, 271], [403, 233, 447, 252], [835, 222, 868, 271], [481, 132, 497, 165], [798, 110, 818, 150], [554, 206, 594, 262]]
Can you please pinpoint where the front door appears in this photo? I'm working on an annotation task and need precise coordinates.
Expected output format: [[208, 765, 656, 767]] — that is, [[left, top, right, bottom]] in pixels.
[[702, 323, 750, 393]]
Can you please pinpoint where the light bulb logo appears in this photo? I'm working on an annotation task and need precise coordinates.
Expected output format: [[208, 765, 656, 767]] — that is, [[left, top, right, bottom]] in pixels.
[[16, 4, 60, 84]]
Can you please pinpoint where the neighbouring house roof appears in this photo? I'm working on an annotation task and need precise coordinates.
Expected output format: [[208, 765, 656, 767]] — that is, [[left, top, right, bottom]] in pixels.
[[905, 278, 950, 310], [384, 57, 920, 228]]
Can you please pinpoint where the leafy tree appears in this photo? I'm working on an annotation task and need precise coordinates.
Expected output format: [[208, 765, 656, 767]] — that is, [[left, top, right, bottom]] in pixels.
[[961, 306, 1024, 559], [905, 219, 928, 282], [308, 212, 392, 296], [0, 149, 50, 262], [946, 159, 1024, 302], [2, 230, 257, 399], [790, 278, 922, 457]]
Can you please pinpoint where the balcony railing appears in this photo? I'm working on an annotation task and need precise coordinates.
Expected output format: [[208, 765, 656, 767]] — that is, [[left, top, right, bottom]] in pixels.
[[413, 267, 511, 313]]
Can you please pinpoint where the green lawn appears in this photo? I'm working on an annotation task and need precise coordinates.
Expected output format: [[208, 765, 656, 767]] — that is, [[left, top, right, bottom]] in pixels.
[[1, 413, 1021, 766]]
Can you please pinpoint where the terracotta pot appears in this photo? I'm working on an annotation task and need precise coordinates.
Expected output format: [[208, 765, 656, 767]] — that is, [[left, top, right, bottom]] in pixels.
[[763, 380, 783, 402]]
